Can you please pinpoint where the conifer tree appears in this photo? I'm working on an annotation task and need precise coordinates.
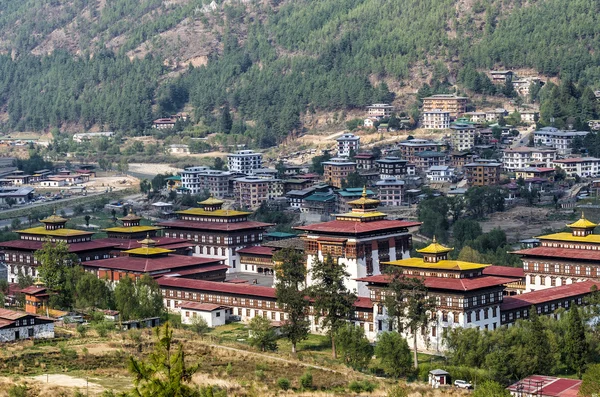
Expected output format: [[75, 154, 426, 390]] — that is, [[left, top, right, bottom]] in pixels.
[[565, 307, 587, 378]]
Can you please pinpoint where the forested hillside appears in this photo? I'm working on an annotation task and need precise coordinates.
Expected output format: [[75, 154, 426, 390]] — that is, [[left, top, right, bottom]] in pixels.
[[0, 0, 599, 145]]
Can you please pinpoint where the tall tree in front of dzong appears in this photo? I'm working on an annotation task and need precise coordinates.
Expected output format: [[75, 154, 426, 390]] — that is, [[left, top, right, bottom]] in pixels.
[[517, 306, 551, 378], [565, 307, 588, 378], [35, 240, 80, 309], [309, 254, 356, 358], [273, 248, 310, 354]]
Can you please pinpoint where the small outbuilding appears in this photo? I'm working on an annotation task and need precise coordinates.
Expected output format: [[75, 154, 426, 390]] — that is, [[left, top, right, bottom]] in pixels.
[[180, 302, 229, 328], [429, 369, 450, 388]]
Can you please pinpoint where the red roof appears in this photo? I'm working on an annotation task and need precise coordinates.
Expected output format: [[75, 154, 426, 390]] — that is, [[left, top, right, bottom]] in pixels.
[[157, 277, 278, 299], [237, 246, 274, 256], [507, 375, 581, 396], [19, 286, 47, 295], [162, 265, 229, 277], [296, 220, 421, 235], [0, 239, 120, 253], [483, 265, 524, 278], [179, 302, 228, 311], [354, 297, 374, 309], [501, 280, 600, 311], [158, 220, 273, 232], [357, 274, 514, 292], [0, 308, 29, 320], [82, 255, 223, 274], [513, 246, 600, 261]]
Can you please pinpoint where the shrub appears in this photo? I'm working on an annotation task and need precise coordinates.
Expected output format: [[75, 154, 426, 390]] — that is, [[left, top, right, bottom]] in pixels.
[[190, 316, 209, 335], [387, 385, 408, 397], [94, 321, 113, 337], [255, 369, 265, 380], [76, 323, 87, 337], [277, 377, 291, 390], [225, 363, 233, 375], [300, 371, 313, 389], [7, 384, 28, 397], [349, 381, 363, 393], [348, 380, 376, 393]]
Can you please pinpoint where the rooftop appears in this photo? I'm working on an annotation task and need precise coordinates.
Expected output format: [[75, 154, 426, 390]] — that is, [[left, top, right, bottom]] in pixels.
[[416, 237, 454, 254], [357, 274, 514, 292], [554, 157, 600, 163], [513, 246, 600, 261], [0, 239, 120, 252], [384, 257, 486, 271], [237, 246, 275, 256], [158, 220, 273, 232], [157, 277, 277, 299], [537, 232, 600, 244], [501, 280, 600, 311], [104, 225, 161, 233], [506, 375, 580, 397], [179, 302, 229, 311], [83, 255, 224, 273], [566, 213, 597, 229], [177, 208, 251, 217], [17, 226, 93, 237]]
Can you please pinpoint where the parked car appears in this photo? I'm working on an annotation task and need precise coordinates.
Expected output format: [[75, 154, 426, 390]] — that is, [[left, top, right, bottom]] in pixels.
[[454, 380, 472, 389]]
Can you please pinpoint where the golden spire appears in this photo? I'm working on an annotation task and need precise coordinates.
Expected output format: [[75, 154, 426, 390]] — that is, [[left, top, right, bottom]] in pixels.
[[361, 185, 368, 197], [432, 235, 437, 243]]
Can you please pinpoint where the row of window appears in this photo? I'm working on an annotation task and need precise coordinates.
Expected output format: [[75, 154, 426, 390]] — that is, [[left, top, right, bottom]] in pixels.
[[525, 262, 598, 276], [501, 298, 583, 322], [164, 232, 263, 244]]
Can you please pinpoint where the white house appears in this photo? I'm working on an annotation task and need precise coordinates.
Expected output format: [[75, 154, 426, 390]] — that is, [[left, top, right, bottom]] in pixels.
[[533, 127, 590, 156], [364, 118, 377, 128], [426, 165, 456, 182], [0, 309, 54, 342], [336, 133, 361, 157], [227, 150, 263, 174], [180, 302, 229, 328], [553, 157, 600, 178], [422, 110, 450, 130]]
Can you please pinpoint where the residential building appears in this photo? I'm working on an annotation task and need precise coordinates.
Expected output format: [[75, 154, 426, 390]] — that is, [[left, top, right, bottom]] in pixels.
[[302, 191, 337, 215], [322, 157, 357, 188], [553, 157, 600, 177], [296, 187, 421, 297], [422, 94, 468, 119], [359, 238, 514, 351], [72, 132, 113, 143], [366, 104, 394, 118], [450, 151, 477, 169], [153, 117, 177, 129], [180, 303, 229, 328], [513, 214, 600, 291], [21, 285, 49, 315], [0, 308, 54, 342], [180, 166, 232, 197], [414, 151, 448, 170], [376, 178, 404, 207], [502, 147, 558, 171], [227, 150, 263, 174], [397, 139, 444, 163], [336, 133, 360, 156], [0, 187, 34, 205], [490, 70, 513, 83], [463, 112, 486, 123], [157, 196, 272, 272], [283, 178, 313, 193], [364, 118, 377, 128], [450, 123, 477, 151], [376, 157, 409, 179], [167, 144, 190, 154], [354, 153, 376, 170], [233, 176, 283, 209], [507, 375, 581, 397], [533, 127, 590, 155], [515, 167, 556, 182], [484, 109, 508, 122], [520, 110, 539, 124], [426, 165, 456, 183], [336, 187, 376, 214], [422, 110, 450, 130], [464, 160, 502, 186]]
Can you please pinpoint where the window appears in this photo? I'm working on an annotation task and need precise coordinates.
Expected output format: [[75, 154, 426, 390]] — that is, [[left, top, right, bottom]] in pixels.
[[216, 312, 221, 317]]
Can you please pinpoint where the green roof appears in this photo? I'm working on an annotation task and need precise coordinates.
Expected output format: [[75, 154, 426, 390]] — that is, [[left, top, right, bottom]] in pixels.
[[305, 193, 336, 202], [338, 189, 374, 197], [266, 232, 297, 238], [416, 151, 445, 158], [166, 176, 182, 181]]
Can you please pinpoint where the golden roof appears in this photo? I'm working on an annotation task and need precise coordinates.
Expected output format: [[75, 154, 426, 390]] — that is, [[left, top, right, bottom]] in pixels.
[[104, 225, 161, 233], [347, 186, 380, 206], [384, 257, 489, 271], [138, 234, 157, 246], [17, 226, 92, 237], [176, 208, 251, 217], [417, 236, 454, 254], [123, 247, 174, 256], [119, 207, 142, 221], [198, 194, 225, 206], [336, 211, 388, 219], [566, 212, 597, 229], [40, 209, 68, 224], [537, 232, 600, 244]]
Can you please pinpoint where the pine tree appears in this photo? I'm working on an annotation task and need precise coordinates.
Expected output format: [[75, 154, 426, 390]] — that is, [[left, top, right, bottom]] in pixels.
[[565, 307, 587, 378]]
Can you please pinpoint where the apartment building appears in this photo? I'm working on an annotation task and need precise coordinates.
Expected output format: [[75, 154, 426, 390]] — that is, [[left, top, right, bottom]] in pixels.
[[553, 157, 600, 178], [180, 166, 232, 197], [376, 178, 405, 207], [227, 150, 263, 174], [426, 166, 456, 183], [366, 104, 394, 118], [422, 110, 451, 130], [502, 147, 558, 171], [233, 176, 283, 209], [397, 139, 444, 164], [464, 159, 502, 186], [422, 94, 468, 119], [376, 156, 409, 179], [533, 127, 590, 156], [322, 157, 357, 188], [336, 133, 360, 156], [450, 123, 477, 151]]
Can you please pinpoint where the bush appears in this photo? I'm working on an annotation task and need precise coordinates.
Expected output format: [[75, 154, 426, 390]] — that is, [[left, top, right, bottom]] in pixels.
[[94, 321, 114, 337], [387, 385, 408, 397], [277, 377, 291, 390], [349, 381, 363, 393], [190, 316, 209, 335], [300, 371, 313, 389], [225, 363, 233, 376], [255, 369, 265, 380], [349, 380, 377, 393], [76, 323, 87, 337], [8, 384, 28, 397]]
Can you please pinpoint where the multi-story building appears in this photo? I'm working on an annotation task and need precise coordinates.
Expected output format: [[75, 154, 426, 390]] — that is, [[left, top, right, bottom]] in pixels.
[[502, 147, 557, 171], [553, 157, 600, 178], [354, 153, 376, 170], [450, 151, 477, 169], [490, 70, 513, 83], [450, 123, 477, 151], [414, 151, 448, 170], [367, 104, 394, 118], [296, 188, 421, 296], [359, 238, 515, 351], [422, 110, 451, 130], [302, 191, 337, 216], [322, 157, 357, 188], [520, 110, 539, 124], [233, 176, 283, 210], [426, 165, 456, 183], [533, 127, 590, 156], [336, 133, 360, 156], [513, 214, 600, 292], [463, 112, 486, 123], [157, 196, 272, 272], [484, 108, 508, 122], [514, 167, 556, 182], [397, 139, 444, 163], [227, 150, 263, 174], [180, 167, 232, 197], [376, 178, 404, 207], [422, 94, 468, 119], [376, 157, 409, 179], [464, 160, 502, 186]]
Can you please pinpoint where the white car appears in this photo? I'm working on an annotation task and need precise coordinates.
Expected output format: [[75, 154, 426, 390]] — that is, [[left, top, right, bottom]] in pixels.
[[454, 380, 472, 389]]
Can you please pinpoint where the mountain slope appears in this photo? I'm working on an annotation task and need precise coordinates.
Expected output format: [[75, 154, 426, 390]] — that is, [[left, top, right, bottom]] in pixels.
[[0, 0, 599, 142]]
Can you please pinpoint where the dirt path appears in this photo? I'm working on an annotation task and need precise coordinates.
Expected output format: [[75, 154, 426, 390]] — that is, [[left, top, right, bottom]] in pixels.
[[30, 374, 103, 392]]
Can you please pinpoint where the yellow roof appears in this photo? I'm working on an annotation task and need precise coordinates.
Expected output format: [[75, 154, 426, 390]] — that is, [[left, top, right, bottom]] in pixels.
[[417, 236, 454, 254], [198, 194, 225, 206], [347, 186, 380, 206], [567, 212, 597, 229], [537, 232, 600, 244], [40, 210, 68, 224], [119, 208, 142, 221], [18, 226, 92, 237], [336, 211, 387, 219], [384, 257, 489, 271], [104, 225, 161, 233], [177, 208, 251, 217], [123, 247, 174, 256]]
